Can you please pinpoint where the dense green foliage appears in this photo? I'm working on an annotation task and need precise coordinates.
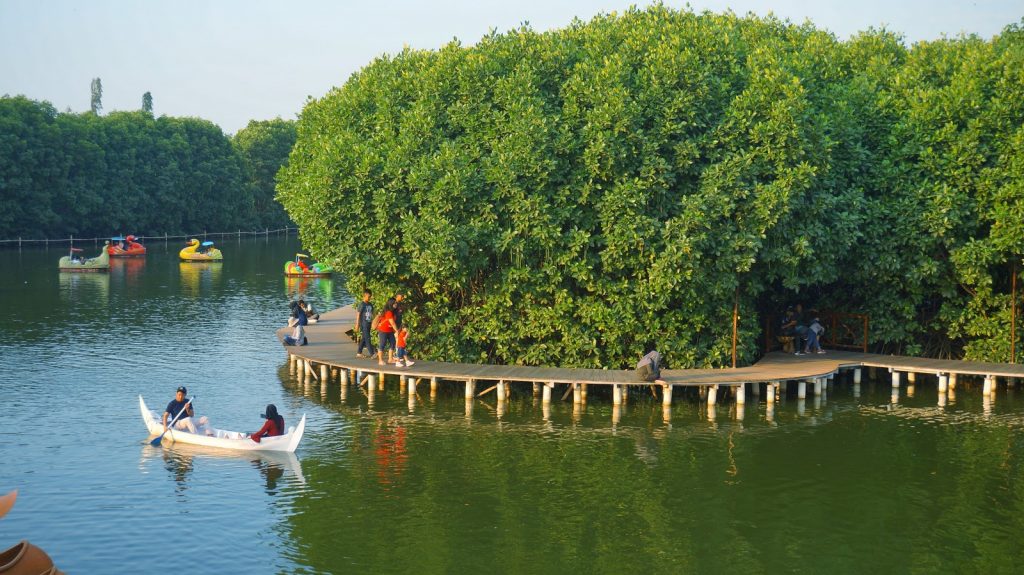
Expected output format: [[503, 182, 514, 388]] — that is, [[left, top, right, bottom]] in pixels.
[[233, 118, 298, 230], [279, 6, 1024, 367], [0, 96, 296, 237]]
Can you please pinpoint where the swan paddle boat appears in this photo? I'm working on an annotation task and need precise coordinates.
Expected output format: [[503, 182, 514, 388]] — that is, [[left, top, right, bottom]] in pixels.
[[107, 234, 146, 257], [139, 396, 305, 452], [284, 253, 333, 277], [59, 242, 110, 272], [180, 238, 223, 261]]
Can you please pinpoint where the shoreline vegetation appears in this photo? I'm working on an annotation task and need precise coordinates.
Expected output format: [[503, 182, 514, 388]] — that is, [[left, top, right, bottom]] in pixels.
[[278, 6, 1024, 368], [0, 101, 296, 240]]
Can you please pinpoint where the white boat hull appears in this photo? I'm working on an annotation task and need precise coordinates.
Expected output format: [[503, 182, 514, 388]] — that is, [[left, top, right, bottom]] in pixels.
[[139, 396, 305, 453]]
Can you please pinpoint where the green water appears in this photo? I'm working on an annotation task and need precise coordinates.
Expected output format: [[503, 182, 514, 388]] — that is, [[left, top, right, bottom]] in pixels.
[[1, 238, 1022, 574]]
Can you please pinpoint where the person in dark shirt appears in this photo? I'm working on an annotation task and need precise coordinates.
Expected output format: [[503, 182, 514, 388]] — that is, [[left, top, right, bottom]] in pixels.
[[162, 386, 197, 433], [251, 404, 285, 443], [636, 350, 667, 385], [393, 292, 405, 330], [356, 290, 374, 358]]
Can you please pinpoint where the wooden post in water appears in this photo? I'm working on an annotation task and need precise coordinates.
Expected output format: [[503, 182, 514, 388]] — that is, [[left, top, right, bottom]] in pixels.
[[814, 378, 823, 396], [891, 371, 900, 389], [320, 364, 328, 384], [707, 385, 718, 406], [340, 369, 348, 386], [533, 383, 540, 397], [465, 379, 475, 399], [613, 384, 622, 405], [430, 377, 438, 396], [572, 383, 582, 405], [407, 376, 416, 396], [368, 374, 377, 392], [949, 373, 957, 390], [767, 382, 776, 404], [938, 373, 948, 393], [907, 372, 916, 384], [798, 380, 807, 399], [736, 383, 745, 404], [983, 374, 995, 396], [497, 380, 506, 401], [853, 368, 862, 384], [542, 382, 552, 404], [662, 383, 672, 407]]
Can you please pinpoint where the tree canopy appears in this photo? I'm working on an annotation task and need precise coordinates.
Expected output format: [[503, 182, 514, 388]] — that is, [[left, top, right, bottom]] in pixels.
[[0, 96, 296, 238], [278, 6, 1024, 367]]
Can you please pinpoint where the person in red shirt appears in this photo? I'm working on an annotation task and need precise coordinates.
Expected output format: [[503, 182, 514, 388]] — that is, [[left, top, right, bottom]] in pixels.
[[396, 326, 415, 368], [376, 298, 399, 366], [251, 404, 285, 443]]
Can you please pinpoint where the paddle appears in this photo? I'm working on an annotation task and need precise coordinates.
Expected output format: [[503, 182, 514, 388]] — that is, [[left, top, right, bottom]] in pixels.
[[151, 396, 195, 446]]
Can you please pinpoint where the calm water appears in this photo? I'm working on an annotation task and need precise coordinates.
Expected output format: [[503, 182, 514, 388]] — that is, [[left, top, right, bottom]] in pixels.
[[2, 238, 1023, 574]]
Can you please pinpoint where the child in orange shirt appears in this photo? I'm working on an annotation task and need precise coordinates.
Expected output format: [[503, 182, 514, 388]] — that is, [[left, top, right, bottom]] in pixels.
[[396, 327, 415, 368]]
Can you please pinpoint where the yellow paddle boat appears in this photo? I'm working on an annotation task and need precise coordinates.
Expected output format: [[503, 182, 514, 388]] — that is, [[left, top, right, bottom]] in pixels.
[[179, 239, 223, 261]]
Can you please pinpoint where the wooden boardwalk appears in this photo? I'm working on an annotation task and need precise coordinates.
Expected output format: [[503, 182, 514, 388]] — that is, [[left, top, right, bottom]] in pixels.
[[277, 306, 1024, 405]]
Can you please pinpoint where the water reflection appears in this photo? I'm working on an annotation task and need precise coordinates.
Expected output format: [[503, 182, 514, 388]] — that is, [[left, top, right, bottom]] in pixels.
[[284, 275, 334, 301], [110, 257, 145, 286], [178, 261, 222, 296], [140, 444, 306, 494], [58, 271, 109, 302]]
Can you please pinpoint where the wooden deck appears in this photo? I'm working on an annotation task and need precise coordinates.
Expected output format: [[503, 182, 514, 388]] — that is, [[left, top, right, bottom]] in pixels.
[[277, 307, 1024, 393]]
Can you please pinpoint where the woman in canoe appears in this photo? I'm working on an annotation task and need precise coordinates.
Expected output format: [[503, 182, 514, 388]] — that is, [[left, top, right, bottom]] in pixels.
[[251, 404, 284, 443]]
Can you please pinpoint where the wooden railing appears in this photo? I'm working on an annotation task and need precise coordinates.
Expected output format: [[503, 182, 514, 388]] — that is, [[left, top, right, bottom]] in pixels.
[[764, 311, 869, 353]]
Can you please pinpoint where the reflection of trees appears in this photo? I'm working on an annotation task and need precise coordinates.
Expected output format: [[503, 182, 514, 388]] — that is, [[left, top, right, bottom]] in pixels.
[[278, 374, 1024, 573]]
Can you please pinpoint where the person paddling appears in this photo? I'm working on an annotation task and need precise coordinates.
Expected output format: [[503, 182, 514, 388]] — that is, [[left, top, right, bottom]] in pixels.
[[250, 404, 285, 443], [163, 386, 198, 433]]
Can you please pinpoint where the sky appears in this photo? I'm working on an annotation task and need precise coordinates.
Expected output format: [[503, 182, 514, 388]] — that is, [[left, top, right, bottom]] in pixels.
[[1, 0, 1020, 134]]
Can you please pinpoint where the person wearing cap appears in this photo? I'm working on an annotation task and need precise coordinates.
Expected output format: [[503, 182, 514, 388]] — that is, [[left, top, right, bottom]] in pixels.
[[162, 386, 198, 433], [250, 404, 285, 443]]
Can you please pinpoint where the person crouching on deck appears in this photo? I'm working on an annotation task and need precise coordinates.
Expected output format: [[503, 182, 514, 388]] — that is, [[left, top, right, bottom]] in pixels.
[[251, 404, 285, 443]]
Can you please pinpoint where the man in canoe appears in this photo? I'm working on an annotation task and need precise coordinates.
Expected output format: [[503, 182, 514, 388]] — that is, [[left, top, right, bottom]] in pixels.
[[163, 386, 199, 434]]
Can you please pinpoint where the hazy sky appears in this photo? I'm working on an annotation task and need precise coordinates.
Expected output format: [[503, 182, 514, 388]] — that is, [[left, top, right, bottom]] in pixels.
[[1, 0, 1020, 134]]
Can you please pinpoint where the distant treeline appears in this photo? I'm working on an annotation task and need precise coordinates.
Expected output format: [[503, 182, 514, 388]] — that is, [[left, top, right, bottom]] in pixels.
[[280, 6, 1024, 366], [0, 96, 296, 238]]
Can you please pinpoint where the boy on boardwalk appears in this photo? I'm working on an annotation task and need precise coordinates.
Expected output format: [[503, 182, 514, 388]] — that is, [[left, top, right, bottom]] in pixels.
[[396, 326, 415, 368], [356, 290, 374, 358]]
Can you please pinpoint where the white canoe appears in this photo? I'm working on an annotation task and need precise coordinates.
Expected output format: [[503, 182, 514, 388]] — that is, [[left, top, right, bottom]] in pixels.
[[139, 396, 306, 453]]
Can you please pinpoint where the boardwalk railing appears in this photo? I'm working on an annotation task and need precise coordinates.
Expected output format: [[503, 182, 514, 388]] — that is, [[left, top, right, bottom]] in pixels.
[[0, 227, 297, 248], [764, 311, 869, 353]]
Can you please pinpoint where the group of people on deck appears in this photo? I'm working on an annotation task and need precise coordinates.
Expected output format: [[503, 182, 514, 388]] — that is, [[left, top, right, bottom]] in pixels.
[[780, 304, 826, 355], [161, 386, 284, 443], [356, 290, 415, 368]]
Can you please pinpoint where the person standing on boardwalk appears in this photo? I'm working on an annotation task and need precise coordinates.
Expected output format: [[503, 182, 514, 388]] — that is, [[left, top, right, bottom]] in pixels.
[[395, 326, 415, 368], [356, 290, 374, 358], [376, 298, 399, 366], [393, 292, 405, 330]]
